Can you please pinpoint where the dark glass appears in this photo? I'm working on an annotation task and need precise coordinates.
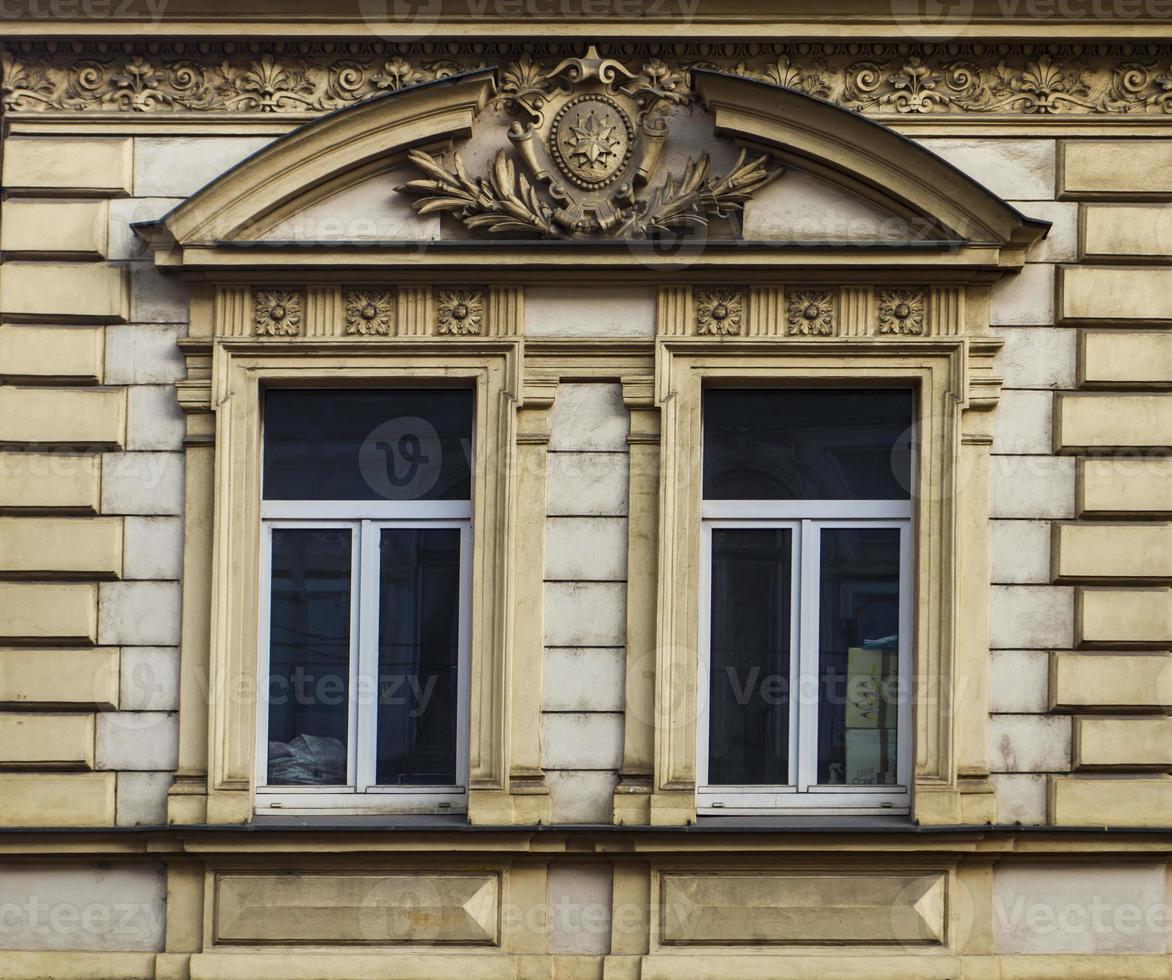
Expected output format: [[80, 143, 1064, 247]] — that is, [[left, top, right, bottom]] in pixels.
[[816, 528, 901, 786], [708, 528, 792, 785], [263, 389, 473, 501], [376, 528, 462, 785], [266, 528, 352, 786], [702, 389, 913, 500]]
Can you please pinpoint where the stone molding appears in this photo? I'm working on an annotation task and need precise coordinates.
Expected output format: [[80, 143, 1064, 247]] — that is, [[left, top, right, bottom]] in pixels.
[[7, 44, 1172, 118]]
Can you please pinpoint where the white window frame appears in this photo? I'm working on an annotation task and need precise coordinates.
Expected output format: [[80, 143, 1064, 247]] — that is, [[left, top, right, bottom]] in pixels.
[[255, 505, 473, 815], [697, 503, 913, 817]]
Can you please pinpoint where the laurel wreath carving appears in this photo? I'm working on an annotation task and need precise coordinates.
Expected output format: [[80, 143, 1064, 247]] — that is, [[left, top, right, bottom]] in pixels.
[[395, 147, 778, 240]]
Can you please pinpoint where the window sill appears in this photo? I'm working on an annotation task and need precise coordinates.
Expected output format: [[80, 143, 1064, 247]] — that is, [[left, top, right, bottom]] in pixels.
[[694, 813, 915, 831]]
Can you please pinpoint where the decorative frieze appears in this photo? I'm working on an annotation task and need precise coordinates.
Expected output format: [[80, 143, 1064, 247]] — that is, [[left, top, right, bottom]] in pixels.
[[436, 288, 484, 336], [253, 289, 302, 336], [877, 289, 926, 335], [695, 289, 743, 336], [343, 288, 395, 336], [8, 44, 1172, 118], [785, 289, 836, 336]]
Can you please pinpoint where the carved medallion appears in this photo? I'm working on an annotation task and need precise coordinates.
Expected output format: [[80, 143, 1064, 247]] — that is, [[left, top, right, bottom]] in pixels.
[[550, 94, 634, 189], [395, 46, 781, 240], [436, 288, 484, 336], [696, 289, 744, 336], [344, 289, 395, 336], [878, 289, 926, 335], [254, 289, 302, 336], [786, 289, 836, 336]]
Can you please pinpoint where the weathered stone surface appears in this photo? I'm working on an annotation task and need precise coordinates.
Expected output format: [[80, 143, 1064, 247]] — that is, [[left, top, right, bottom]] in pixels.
[[0, 583, 97, 643], [0, 200, 108, 257], [661, 871, 947, 945], [541, 712, 624, 770], [133, 136, 273, 197], [0, 387, 125, 447], [920, 138, 1055, 201], [989, 586, 1074, 649], [1, 137, 132, 195], [525, 286, 656, 337], [988, 714, 1071, 773], [214, 872, 498, 944], [99, 452, 184, 517], [1078, 588, 1172, 646], [97, 581, 181, 646], [994, 863, 1166, 953], [0, 863, 164, 949], [548, 382, 629, 452]]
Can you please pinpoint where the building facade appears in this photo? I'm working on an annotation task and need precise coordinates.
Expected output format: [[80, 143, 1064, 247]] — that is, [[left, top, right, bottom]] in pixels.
[[0, 2, 1171, 977]]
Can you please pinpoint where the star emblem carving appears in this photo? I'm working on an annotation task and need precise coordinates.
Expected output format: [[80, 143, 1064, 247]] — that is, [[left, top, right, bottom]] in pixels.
[[563, 109, 621, 172]]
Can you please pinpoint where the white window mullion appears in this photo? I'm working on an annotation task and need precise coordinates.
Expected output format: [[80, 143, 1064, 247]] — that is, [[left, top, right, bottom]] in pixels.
[[786, 521, 802, 791], [897, 522, 914, 791], [796, 519, 820, 794], [455, 522, 473, 789], [354, 521, 380, 792], [255, 523, 275, 791], [343, 522, 363, 790]]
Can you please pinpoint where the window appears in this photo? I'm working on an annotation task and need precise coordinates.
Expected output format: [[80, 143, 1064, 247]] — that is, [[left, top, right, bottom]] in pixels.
[[698, 388, 914, 816], [256, 389, 474, 813]]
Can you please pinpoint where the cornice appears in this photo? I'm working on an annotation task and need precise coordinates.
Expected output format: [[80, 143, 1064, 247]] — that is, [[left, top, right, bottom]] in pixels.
[[5, 41, 1172, 123]]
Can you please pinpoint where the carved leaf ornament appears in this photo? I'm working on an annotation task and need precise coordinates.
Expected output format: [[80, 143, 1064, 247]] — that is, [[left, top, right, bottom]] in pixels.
[[394, 47, 782, 240]]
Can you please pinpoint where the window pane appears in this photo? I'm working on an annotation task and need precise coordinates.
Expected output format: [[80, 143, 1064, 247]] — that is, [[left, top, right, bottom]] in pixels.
[[266, 528, 352, 786], [816, 528, 901, 787], [708, 528, 792, 785], [376, 528, 461, 786], [263, 389, 473, 501], [702, 389, 913, 500]]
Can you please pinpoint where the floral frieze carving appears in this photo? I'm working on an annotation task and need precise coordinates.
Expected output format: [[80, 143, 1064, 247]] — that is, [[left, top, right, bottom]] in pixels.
[[786, 289, 836, 336], [344, 289, 395, 336], [696, 289, 744, 336], [254, 289, 302, 336], [878, 289, 926, 335], [8, 45, 1172, 117], [436, 288, 484, 335]]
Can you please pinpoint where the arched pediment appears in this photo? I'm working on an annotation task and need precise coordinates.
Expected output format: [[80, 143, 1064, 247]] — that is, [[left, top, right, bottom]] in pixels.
[[145, 51, 1047, 270]]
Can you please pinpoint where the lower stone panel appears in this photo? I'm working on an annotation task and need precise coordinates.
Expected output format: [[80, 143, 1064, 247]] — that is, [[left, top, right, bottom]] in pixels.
[[0, 839, 1166, 979]]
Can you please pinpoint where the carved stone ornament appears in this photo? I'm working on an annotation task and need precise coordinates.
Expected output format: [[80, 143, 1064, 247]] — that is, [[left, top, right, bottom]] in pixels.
[[436, 288, 484, 335], [786, 289, 836, 336], [9, 45, 1172, 118], [877, 289, 926, 335], [394, 46, 781, 240], [695, 289, 744, 336], [254, 289, 302, 336], [344, 289, 395, 335]]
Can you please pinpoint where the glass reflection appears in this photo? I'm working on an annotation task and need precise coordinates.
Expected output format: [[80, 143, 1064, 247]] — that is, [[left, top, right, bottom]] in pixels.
[[376, 528, 461, 785], [816, 528, 901, 786], [263, 389, 473, 501], [266, 528, 351, 786], [703, 389, 913, 500], [708, 528, 792, 785]]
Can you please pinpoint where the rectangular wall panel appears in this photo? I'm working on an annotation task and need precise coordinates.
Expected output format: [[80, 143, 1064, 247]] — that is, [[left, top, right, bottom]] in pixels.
[[214, 873, 499, 945], [659, 872, 946, 945]]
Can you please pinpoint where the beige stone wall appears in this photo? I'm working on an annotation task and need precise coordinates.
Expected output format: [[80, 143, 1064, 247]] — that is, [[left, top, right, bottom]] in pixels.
[[0, 134, 270, 827], [1, 31, 1171, 979], [542, 382, 630, 822]]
